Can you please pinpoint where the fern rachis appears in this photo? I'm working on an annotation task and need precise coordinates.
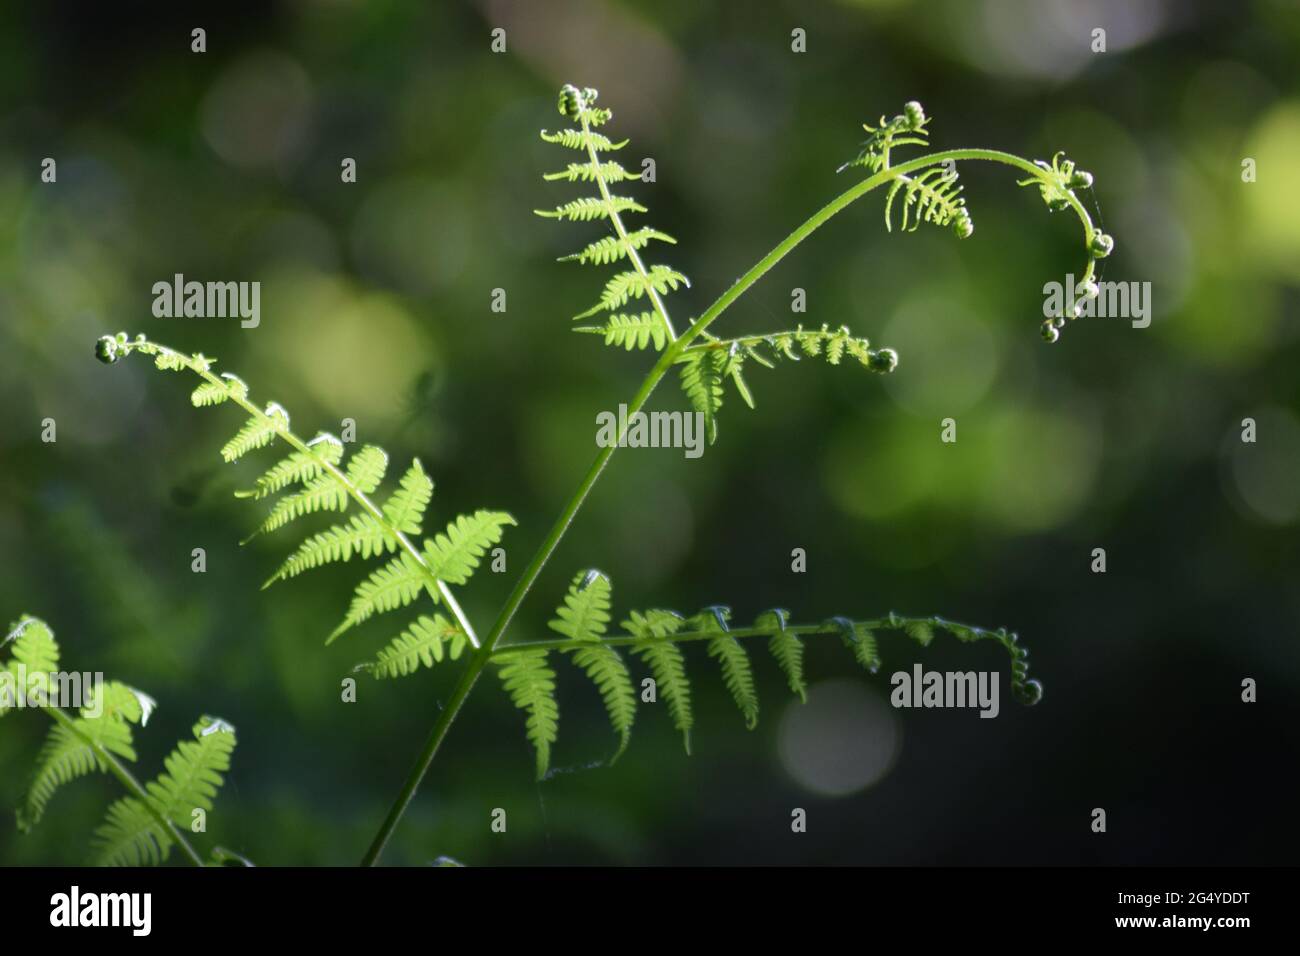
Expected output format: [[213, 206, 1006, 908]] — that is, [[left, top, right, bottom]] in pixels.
[[94, 85, 1105, 865]]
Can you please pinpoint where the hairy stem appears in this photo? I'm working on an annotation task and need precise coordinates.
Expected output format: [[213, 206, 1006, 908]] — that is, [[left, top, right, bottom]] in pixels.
[[359, 146, 1084, 863], [44, 705, 206, 867]]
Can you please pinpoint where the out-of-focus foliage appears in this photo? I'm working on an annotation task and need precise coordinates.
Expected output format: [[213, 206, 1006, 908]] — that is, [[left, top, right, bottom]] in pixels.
[[1, 0, 1297, 865]]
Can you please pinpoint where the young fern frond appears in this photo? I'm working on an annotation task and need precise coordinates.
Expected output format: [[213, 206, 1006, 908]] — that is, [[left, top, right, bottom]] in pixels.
[[96, 333, 516, 663], [538, 84, 683, 350], [2, 615, 235, 867], [378, 569, 1040, 781], [682, 324, 900, 417], [837, 101, 932, 174]]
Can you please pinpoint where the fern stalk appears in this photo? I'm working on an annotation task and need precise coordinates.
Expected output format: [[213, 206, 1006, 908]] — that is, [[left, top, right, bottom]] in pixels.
[[359, 142, 1093, 864], [42, 705, 205, 866]]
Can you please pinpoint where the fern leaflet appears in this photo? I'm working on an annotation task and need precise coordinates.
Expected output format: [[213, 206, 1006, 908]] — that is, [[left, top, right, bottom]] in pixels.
[[493, 649, 559, 781]]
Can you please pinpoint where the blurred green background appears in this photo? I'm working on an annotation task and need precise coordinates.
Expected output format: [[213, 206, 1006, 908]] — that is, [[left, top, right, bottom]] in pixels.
[[1, 0, 1298, 865]]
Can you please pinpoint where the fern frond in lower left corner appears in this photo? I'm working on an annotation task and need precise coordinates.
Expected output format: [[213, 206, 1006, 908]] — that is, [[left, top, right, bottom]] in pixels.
[[2, 614, 239, 867]]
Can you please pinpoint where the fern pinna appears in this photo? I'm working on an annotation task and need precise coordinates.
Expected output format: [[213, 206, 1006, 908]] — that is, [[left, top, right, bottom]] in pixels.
[[2, 615, 239, 866], [94, 85, 1106, 864]]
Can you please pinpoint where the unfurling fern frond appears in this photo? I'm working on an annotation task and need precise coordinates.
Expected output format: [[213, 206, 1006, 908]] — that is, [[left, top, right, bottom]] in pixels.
[[838, 100, 931, 175], [3, 615, 236, 866], [483, 573, 1040, 779], [884, 166, 973, 237], [681, 325, 899, 423], [98, 333, 517, 661], [538, 84, 683, 352]]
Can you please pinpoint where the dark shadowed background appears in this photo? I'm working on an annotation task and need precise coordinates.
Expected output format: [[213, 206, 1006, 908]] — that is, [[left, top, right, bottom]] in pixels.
[[1, 0, 1298, 865]]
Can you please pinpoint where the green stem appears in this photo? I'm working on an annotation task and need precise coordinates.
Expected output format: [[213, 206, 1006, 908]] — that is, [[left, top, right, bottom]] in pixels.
[[359, 145, 1080, 863], [45, 705, 206, 867]]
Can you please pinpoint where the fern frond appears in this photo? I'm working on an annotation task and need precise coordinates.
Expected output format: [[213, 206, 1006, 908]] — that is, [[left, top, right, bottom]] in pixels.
[[535, 196, 646, 222], [382, 459, 434, 535], [540, 84, 684, 348], [543, 160, 639, 183], [539, 128, 627, 152], [97, 335, 507, 654], [695, 607, 759, 730], [759, 609, 806, 703], [682, 325, 900, 416], [3, 616, 60, 711], [575, 266, 689, 320], [234, 439, 345, 500], [144, 716, 237, 823], [422, 510, 516, 585], [493, 649, 558, 781], [838, 101, 930, 174], [559, 228, 675, 266], [677, 347, 728, 444], [19, 682, 145, 831], [550, 571, 635, 761], [624, 609, 693, 753], [190, 382, 228, 407], [95, 717, 236, 867], [220, 405, 288, 462], [22, 724, 109, 830], [6, 616, 60, 676], [361, 615, 467, 679], [575, 313, 668, 351], [263, 514, 393, 586], [329, 553, 430, 643], [4, 614, 235, 867], [548, 569, 612, 642], [94, 797, 171, 867], [885, 166, 973, 237], [249, 474, 350, 538], [489, 578, 1042, 772], [345, 445, 390, 494]]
